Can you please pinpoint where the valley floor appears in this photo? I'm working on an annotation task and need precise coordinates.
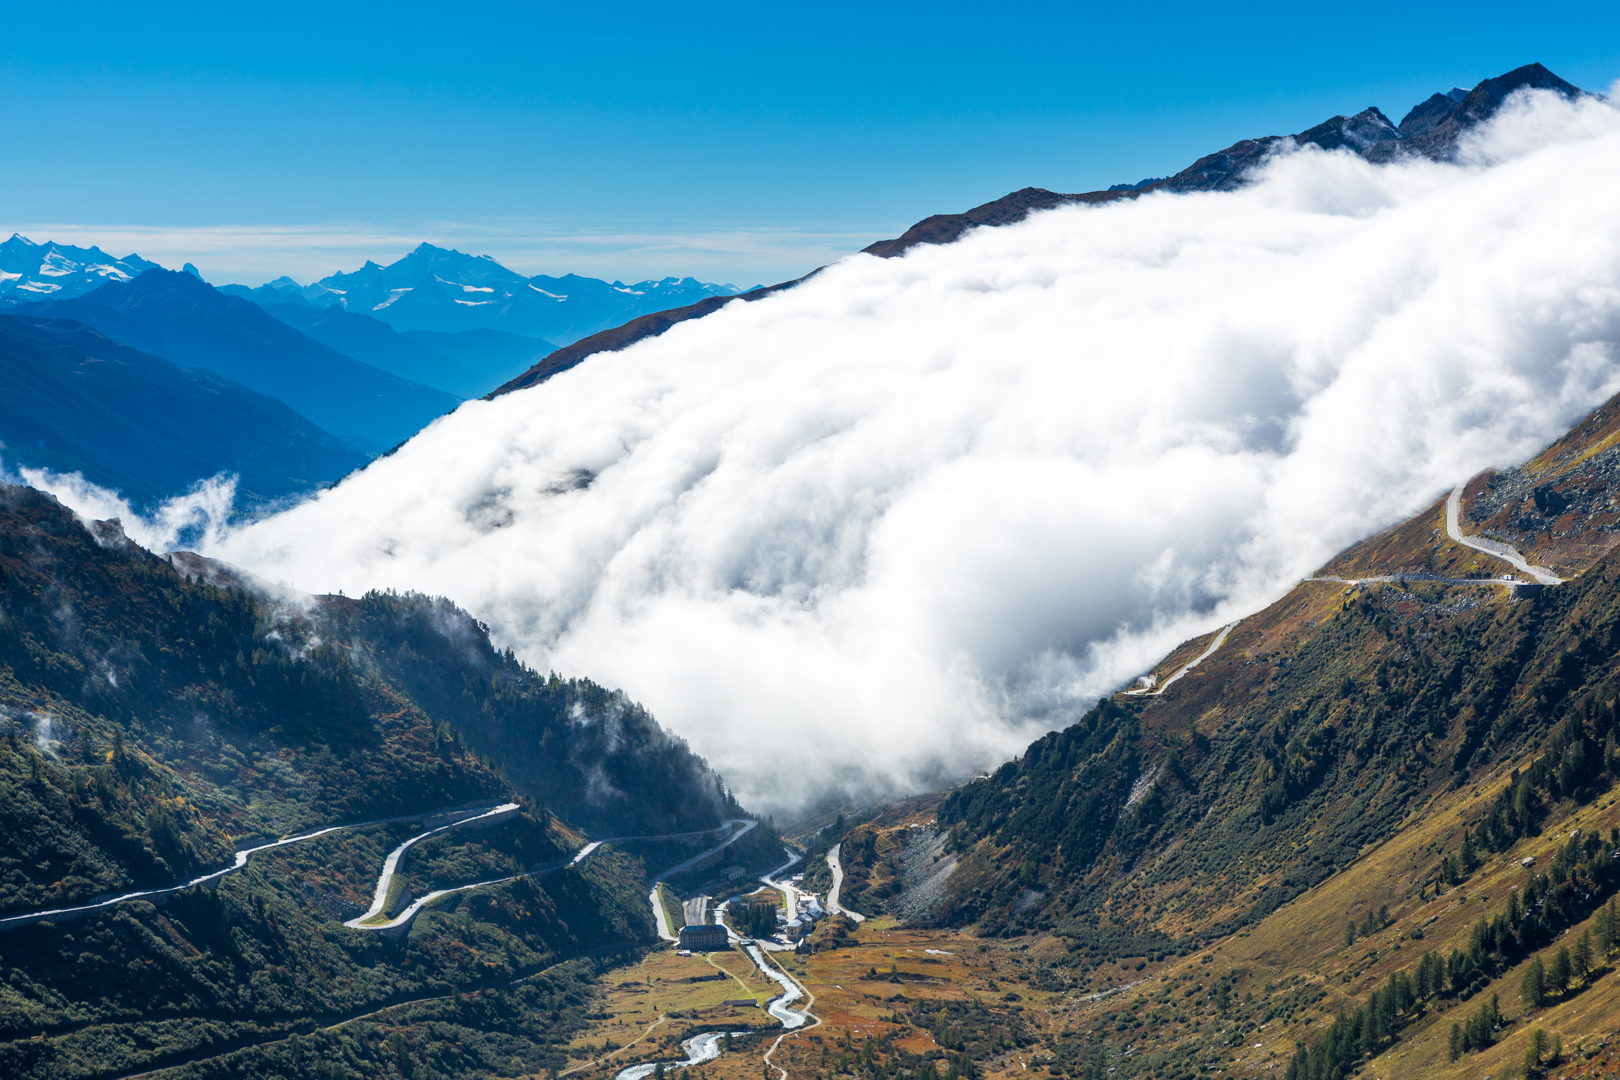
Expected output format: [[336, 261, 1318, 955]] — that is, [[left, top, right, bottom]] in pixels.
[[566, 770, 1620, 1080]]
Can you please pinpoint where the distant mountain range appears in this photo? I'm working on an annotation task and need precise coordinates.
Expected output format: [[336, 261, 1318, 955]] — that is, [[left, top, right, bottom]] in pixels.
[[0, 236, 751, 511], [0, 314, 366, 508], [222, 243, 748, 346], [0, 239, 745, 511], [0, 235, 160, 303]]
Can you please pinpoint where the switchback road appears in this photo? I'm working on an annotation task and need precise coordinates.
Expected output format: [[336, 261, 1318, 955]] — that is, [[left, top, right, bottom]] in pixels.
[[825, 844, 865, 923]]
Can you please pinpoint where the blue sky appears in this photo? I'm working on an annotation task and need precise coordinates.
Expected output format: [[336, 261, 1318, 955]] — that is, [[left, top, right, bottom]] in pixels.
[[3, 1, 1617, 285]]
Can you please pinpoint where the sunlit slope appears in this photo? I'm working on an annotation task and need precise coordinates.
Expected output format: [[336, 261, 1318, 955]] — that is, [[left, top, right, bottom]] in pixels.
[[929, 386, 1620, 950], [788, 393, 1620, 1079]]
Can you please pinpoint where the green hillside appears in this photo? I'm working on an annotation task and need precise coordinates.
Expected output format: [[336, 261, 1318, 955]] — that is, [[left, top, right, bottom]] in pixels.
[[0, 483, 755, 1079]]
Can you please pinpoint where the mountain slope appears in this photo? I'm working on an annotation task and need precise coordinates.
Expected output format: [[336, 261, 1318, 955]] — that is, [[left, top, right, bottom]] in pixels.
[[401, 327, 558, 395], [772, 392, 1620, 1080], [833, 376, 1620, 954], [487, 278, 802, 396], [258, 302, 472, 397], [22, 269, 460, 453], [0, 315, 367, 508], [261, 302, 555, 399], [0, 483, 765, 1079]]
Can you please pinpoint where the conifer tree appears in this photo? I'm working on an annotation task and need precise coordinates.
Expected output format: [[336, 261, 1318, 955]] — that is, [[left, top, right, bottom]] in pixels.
[[1526, 1028, 1549, 1075], [1521, 956, 1545, 1009], [1550, 946, 1573, 995]]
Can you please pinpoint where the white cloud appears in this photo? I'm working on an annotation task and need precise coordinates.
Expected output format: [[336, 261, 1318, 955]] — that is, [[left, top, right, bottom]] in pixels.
[[101, 84, 1620, 814], [4, 461, 237, 553]]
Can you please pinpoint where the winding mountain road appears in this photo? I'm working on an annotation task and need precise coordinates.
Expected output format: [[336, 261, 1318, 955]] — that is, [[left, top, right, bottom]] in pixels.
[[1306, 483, 1568, 592], [1126, 621, 1241, 698], [3, 805, 763, 941], [1445, 482, 1565, 585], [0, 800, 516, 933], [646, 819, 760, 941], [760, 849, 805, 921], [1307, 573, 1526, 587], [1121, 478, 1572, 705], [344, 802, 521, 930], [824, 844, 865, 923]]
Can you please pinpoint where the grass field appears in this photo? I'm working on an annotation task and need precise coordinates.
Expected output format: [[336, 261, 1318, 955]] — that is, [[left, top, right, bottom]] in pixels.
[[659, 883, 687, 932]]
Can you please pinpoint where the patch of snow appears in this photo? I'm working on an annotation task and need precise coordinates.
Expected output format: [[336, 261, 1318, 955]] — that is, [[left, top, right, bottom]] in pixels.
[[614, 286, 646, 295], [39, 251, 80, 276], [454, 299, 494, 306], [461, 284, 494, 293], [87, 264, 131, 280], [373, 287, 413, 311], [17, 280, 61, 293], [0, 270, 20, 282], [529, 285, 567, 300]]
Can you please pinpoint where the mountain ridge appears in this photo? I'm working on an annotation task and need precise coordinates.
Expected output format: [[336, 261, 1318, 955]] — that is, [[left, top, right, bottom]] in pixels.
[[485, 62, 1586, 399]]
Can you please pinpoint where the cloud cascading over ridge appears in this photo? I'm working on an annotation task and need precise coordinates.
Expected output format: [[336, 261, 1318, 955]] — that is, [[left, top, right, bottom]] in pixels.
[[183, 86, 1620, 814]]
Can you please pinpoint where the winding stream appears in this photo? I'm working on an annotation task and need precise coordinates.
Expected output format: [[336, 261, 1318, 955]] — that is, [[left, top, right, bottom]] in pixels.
[[614, 1032, 735, 1080], [745, 943, 810, 1029]]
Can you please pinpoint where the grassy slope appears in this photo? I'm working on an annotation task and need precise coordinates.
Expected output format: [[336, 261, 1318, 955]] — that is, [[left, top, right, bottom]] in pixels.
[[934, 529, 1620, 944], [754, 390, 1620, 1080]]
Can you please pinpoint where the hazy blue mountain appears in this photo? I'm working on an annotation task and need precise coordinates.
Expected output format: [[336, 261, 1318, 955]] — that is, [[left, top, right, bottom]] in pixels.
[[0, 315, 366, 508], [218, 275, 346, 308], [0, 235, 161, 305], [259, 302, 468, 395], [260, 303, 554, 398], [400, 327, 558, 396], [308, 243, 744, 344], [21, 270, 459, 454]]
